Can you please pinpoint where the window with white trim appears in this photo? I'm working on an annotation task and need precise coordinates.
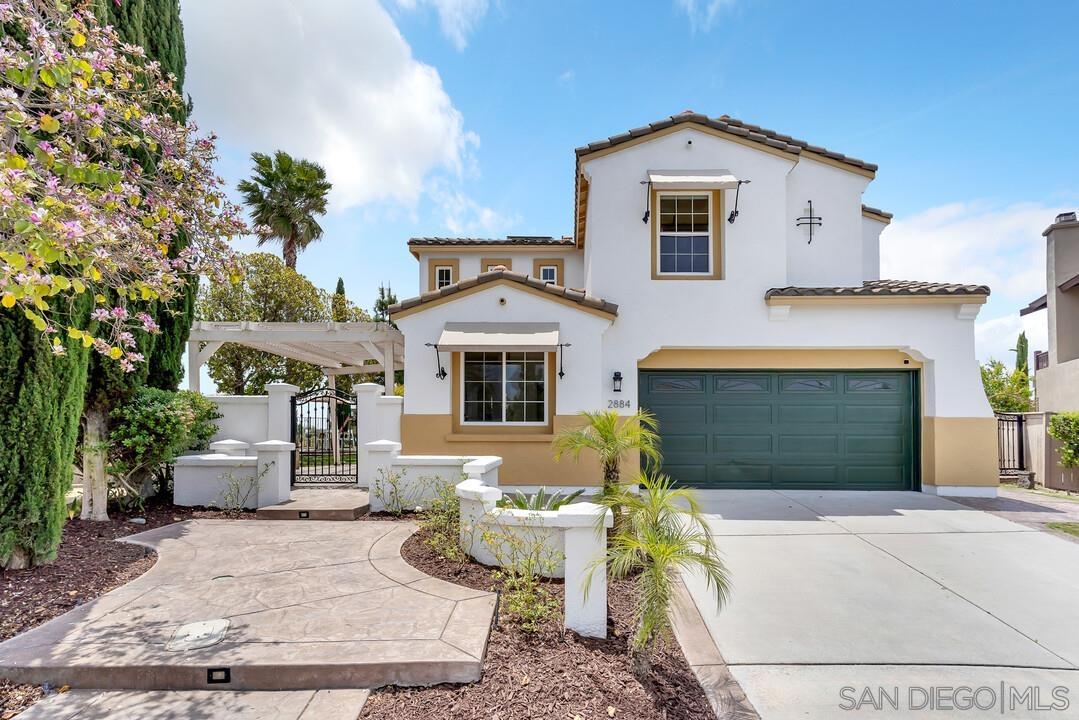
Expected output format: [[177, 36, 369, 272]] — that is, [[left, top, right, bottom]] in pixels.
[[658, 193, 711, 274], [435, 265, 453, 289], [539, 265, 558, 284], [463, 351, 546, 424]]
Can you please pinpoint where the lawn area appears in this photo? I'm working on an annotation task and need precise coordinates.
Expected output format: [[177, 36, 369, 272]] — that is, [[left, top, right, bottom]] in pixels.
[[1047, 522, 1079, 538], [1002, 483, 1079, 502]]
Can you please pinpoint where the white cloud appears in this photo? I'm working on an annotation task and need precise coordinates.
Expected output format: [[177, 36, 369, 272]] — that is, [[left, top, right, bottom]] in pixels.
[[879, 200, 1071, 363], [674, 0, 737, 32], [429, 179, 520, 236], [557, 69, 575, 84], [395, 0, 490, 50], [182, 0, 479, 211]]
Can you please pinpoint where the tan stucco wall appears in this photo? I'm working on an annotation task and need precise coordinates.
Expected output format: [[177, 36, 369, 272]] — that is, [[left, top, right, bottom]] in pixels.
[[1035, 359, 1079, 413], [921, 416, 998, 488], [401, 414, 612, 487]]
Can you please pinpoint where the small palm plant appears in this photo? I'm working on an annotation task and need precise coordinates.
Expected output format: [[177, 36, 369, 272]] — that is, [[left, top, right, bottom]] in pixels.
[[552, 409, 661, 494], [591, 473, 730, 681]]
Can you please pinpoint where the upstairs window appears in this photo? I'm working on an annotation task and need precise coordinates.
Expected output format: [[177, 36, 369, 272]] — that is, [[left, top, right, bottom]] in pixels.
[[657, 193, 713, 276], [435, 265, 454, 289], [539, 265, 558, 283]]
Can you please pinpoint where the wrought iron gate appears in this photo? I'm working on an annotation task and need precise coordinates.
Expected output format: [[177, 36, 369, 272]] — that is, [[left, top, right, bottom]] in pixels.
[[291, 387, 358, 484], [995, 412, 1026, 476]]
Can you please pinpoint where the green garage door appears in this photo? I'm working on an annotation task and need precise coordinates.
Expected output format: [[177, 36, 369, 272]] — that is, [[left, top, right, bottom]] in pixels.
[[639, 370, 917, 490]]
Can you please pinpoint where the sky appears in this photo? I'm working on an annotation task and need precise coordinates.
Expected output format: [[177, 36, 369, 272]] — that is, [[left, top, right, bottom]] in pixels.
[[179, 0, 1079, 374]]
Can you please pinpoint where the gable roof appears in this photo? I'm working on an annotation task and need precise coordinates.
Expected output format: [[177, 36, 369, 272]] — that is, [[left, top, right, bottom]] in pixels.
[[408, 236, 575, 256], [576, 111, 878, 174], [388, 267, 618, 320], [766, 279, 990, 301]]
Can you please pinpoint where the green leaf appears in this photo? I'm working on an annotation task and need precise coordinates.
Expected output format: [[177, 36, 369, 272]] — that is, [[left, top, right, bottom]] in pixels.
[[38, 68, 57, 88], [23, 309, 47, 331]]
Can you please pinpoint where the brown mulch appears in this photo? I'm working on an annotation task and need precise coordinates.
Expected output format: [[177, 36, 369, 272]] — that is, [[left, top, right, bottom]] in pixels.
[[0, 501, 251, 719], [360, 528, 713, 720]]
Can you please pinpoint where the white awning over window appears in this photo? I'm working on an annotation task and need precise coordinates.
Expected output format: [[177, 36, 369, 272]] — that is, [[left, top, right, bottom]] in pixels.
[[647, 169, 739, 189], [437, 322, 560, 352]]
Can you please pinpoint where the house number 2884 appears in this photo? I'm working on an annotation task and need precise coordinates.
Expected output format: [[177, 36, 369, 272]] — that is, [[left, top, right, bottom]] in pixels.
[[607, 399, 632, 409]]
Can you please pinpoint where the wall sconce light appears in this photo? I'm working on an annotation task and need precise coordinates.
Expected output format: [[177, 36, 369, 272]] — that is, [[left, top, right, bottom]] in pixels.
[[728, 179, 751, 224], [612, 371, 623, 392]]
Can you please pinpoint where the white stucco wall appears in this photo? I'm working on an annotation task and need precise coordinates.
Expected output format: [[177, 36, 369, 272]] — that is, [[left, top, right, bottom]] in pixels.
[[396, 283, 613, 416], [861, 216, 885, 281], [419, 251, 584, 293], [209, 396, 269, 445]]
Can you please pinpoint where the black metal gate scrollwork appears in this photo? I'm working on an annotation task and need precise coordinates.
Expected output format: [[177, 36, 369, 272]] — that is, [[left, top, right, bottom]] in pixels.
[[290, 387, 358, 485]]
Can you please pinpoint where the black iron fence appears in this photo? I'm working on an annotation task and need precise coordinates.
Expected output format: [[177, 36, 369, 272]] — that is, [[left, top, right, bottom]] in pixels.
[[291, 387, 358, 485], [995, 412, 1026, 476]]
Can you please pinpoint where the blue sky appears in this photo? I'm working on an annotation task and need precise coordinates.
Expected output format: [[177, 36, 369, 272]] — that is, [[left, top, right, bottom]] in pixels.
[[180, 0, 1079, 375]]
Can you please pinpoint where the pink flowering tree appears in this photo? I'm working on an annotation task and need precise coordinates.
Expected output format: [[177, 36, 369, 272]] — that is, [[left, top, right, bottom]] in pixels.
[[0, 1, 244, 366], [0, 1, 246, 529]]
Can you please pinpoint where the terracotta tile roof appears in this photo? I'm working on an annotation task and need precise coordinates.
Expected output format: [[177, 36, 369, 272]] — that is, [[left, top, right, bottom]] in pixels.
[[861, 204, 893, 219], [765, 279, 990, 299], [388, 268, 618, 317], [408, 236, 576, 247], [576, 111, 878, 173]]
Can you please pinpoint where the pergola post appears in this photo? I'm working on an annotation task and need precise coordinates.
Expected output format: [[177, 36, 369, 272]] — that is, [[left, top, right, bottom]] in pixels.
[[383, 340, 395, 389], [186, 340, 222, 393], [327, 373, 340, 465]]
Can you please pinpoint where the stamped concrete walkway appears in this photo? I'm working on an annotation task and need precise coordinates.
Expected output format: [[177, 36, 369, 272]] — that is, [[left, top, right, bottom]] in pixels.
[[16, 689, 370, 719], [683, 490, 1079, 719], [0, 519, 495, 693]]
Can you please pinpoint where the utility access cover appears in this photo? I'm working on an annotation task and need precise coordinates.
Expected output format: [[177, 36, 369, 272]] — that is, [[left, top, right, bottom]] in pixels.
[[166, 619, 230, 652]]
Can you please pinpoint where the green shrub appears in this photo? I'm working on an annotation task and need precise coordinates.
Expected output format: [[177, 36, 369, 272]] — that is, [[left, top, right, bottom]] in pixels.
[[1048, 413, 1079, 468], [108, 388, 220, 501], [419, 479, 463, 561], [483, 519, 562, 632]]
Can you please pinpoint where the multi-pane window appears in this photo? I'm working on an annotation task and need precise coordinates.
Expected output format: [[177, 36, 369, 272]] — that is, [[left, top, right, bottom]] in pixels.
[[463, 352, 546, 424], [435, 265, 453, 289], [539, 265, 558, 284], [658, 193, 711, 274]]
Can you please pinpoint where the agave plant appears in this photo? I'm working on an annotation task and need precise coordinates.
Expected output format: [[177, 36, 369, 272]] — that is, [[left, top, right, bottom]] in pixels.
[[590, 473, 730, 681], [496, 486, 585, 511]]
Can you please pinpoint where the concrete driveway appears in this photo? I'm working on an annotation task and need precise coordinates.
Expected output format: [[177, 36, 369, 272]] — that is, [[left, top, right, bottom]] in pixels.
[[682, 490, 1079, 719]]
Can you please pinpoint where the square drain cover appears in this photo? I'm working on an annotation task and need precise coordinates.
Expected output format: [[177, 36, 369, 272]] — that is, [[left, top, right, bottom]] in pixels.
[[167, 619, 230, 651]]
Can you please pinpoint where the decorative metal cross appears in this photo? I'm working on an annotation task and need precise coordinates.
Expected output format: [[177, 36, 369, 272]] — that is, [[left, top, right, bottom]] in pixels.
[[796, 200, 823, 244]]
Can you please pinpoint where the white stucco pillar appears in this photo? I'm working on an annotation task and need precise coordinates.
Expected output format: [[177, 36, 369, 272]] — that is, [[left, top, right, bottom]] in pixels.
[[209, 439, 250, 457], [365, 439, 401, 512], [558, 502, 613, 639], [254, 440, 294, 507], [354, 383, 386, 485], [265, 383, 300, 443], [187, 340, 200, 392]]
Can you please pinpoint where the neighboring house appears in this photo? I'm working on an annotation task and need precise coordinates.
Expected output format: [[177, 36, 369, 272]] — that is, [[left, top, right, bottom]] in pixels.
[[1021, 211, 1079, 412], [389, 111, 998, 497]]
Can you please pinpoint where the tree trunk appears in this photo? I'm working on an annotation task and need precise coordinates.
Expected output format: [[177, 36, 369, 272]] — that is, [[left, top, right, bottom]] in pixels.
[[80, 408, 110, 521], [283, 232, 297, 269], [3, 547, 30, 571], [603, 458, 619, 492], [631, 645, 653, 684]]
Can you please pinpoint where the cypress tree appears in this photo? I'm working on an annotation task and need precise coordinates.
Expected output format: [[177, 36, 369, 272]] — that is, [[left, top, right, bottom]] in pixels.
[[0, 302, 90, 568]]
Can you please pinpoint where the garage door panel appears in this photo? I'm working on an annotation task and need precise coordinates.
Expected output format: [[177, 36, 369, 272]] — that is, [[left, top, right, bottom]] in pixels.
[[846, 435, 903, 454], [713, 434, 773, 453], [650, 403, 708, 424], [773, 465, 839, 485], [779, 434, 839, 455], [713, 463, 773, 485], [640, 370, 916, 491], [846, 405, 903, 424], [778, 404, 839, 424], [714, 404, 772, 424]]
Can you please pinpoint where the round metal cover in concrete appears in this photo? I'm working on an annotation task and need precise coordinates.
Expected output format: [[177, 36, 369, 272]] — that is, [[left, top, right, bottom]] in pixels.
[[166, 619, 230, 651]]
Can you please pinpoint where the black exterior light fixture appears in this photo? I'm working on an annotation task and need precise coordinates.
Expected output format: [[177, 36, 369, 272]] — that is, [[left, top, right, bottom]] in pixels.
[[640, 179, 653, 223], [728, 179, 751, 224], [424, 343, 447, 380], [612, 371, 623, 392]]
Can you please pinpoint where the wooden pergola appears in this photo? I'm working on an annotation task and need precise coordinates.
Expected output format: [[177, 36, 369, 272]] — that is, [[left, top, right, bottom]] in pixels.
[[186, 321, 404, 393]]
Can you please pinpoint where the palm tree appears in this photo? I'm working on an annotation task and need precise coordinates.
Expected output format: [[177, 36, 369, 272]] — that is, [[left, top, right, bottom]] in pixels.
[[237, 151, 331, 269], [552, 409, 660, 493], [591, 473, 730, 681]]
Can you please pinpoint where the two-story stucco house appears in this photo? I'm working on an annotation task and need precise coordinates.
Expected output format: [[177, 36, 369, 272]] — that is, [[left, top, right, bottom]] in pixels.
[[388, 111, 998, 497], [1021, 211, 1079, 412]]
